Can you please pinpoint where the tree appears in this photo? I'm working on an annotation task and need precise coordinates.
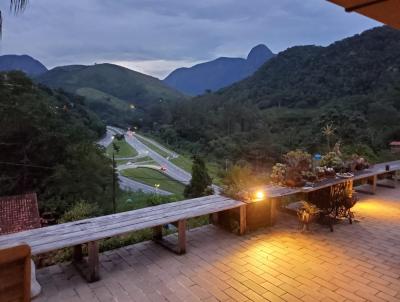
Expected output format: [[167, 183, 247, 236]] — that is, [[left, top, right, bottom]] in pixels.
[[184, 156, 213, 198], [322, 123, 335, 151], [0, 72, 112, 216], [1, 0, 28, 38]]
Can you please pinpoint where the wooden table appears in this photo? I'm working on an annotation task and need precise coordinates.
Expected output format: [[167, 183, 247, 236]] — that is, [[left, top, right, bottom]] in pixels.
[[300, 160, 400, 195]]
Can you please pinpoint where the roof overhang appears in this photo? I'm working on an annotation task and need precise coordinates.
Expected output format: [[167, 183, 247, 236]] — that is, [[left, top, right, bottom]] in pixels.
[[328, 0, 400, 29]]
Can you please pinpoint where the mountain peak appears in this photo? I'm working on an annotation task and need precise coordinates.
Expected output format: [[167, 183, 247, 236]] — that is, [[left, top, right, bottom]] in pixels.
[[164, 44, 275, 96], [246, 44, 274, 68]]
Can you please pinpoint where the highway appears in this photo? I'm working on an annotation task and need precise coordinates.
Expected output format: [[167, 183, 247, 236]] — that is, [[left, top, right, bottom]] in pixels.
[[101, 126, 220, 194], [97, 128, 117, 147], [134, 133, 178, 158], [108, 126, 191, 184]]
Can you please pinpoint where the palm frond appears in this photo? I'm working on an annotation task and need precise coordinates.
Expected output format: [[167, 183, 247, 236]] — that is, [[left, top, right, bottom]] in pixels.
[[0, 11, 2, 39], [10, 0, 29, 14], [0, 1, 28, 39]]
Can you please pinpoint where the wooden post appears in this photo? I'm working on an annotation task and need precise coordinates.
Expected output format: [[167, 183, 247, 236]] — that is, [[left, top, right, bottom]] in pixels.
[[73, 244, 83, 262], [269, 198, 277, 226], [87, 241, 99, 282], [177, 219, 186, 255], [239, 205, 247, 235], [153, 225, 163, 240], [371, 175, 377, 194], [209, 213, 219, 225]]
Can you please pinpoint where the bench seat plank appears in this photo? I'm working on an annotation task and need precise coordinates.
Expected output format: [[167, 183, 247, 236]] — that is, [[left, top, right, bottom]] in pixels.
[[0, 196, 244, 255], [0, 195, 229, 244]]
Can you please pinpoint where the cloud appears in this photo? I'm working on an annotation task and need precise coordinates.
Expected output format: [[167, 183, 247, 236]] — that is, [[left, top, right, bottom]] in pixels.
[[0, 0, 379, 78]]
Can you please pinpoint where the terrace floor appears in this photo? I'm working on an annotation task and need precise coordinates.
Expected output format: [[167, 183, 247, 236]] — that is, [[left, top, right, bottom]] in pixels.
[[35, 187, 400, 302]]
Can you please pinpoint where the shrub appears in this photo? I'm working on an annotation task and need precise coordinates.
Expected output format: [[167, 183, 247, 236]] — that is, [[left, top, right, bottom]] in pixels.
[[60, 201, 100, 223]]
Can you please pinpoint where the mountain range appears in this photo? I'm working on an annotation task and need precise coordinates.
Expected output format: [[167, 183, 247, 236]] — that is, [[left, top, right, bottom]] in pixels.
[[164, 44, 274, 96], [148, 26, 400, 165], [0, 54, 47, 76]]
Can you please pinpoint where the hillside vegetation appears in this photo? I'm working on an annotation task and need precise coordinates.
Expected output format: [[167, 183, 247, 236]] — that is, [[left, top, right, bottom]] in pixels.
[[36, 63, 187, 126], [142, 26, 400, 166]]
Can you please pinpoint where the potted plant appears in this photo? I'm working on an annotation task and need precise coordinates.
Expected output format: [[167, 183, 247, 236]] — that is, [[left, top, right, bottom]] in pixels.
[[283, 150, 312, 187], [297, 201, 320, 231], [270, 163, 287, 186], [320, 152, 344, 172]]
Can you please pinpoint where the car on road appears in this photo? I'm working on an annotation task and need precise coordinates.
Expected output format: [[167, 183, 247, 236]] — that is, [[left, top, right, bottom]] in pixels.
[[160, 166, 167, 172]]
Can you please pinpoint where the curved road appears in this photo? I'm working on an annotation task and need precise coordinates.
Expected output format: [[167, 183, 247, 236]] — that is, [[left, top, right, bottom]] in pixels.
[[98, 128, 117, 147], [109, 126, 191, 184]]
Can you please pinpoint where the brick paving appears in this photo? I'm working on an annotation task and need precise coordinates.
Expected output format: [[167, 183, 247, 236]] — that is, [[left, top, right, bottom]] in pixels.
[[35, 187, 400, 302]]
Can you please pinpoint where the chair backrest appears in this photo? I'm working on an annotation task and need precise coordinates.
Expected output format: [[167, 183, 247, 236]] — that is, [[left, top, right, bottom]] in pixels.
[[0, 244, 31, 302]]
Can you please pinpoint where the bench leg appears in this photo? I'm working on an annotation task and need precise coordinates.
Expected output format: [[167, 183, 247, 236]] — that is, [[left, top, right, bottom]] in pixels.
[[88, 241, 99, 282], [177, 219, 186, 254], [153, 220, 186, 255], [356, 175, 378, 195], [209, 213, 219, 225], [153, 225, 163, 240], [72, 241, 99, 283], [239, 205, 247, 235], [73, 244, 83, 262], [371, 175, 377, 194]]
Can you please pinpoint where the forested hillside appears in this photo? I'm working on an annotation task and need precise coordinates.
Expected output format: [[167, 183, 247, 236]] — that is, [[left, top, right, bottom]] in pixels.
[[142, 26, 400, 166], [36, 63, 187, 126], [0, 71, 114, 215]]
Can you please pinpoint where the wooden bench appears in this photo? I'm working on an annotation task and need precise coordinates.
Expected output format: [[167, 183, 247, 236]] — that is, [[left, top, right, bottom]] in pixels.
[[0, 195, 246, 282], [0, 244, 31, 302]]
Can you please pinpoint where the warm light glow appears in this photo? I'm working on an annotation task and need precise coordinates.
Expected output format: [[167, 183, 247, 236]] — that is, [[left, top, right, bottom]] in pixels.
[[255, 191, 265, 201]]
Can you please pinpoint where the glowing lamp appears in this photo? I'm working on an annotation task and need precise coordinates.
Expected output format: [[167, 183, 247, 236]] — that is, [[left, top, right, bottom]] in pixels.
[[254, 191, 265, 201]]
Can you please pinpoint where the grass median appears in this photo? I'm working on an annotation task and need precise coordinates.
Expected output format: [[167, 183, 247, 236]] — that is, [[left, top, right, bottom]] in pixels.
[[106, 139, 138, 158], [121, 167, 185, 196]]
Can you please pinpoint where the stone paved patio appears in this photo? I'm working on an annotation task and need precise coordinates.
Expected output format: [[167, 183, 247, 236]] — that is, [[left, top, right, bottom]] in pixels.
[[35, 187, 400, 302]]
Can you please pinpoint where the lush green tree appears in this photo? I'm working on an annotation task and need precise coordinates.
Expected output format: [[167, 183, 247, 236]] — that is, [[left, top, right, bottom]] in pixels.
[[184, 156, 213, 198], [0, 72, 112, 216]]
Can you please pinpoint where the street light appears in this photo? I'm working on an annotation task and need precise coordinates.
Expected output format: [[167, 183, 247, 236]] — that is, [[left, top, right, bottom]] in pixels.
[[111, 143, 120, 214], [155, 184, 160, 196]]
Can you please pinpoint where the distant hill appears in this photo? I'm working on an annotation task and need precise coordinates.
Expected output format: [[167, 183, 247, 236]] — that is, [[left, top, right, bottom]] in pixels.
[[164, 44, 274, 96], [0, 55, 47, 76], [36, 63, 187, 125]]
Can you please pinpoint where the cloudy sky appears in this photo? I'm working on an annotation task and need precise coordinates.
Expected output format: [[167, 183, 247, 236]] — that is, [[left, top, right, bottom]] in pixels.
[[0, 0, 378, 78]]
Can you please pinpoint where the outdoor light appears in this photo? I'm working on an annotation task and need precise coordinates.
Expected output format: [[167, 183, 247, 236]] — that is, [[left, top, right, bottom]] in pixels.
[[254, 191, 265, 201]]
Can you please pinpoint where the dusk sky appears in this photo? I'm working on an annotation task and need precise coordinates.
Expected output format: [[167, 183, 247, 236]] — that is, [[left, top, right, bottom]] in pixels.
[[0, 0, 379, 78]]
